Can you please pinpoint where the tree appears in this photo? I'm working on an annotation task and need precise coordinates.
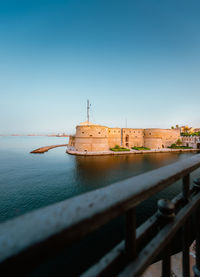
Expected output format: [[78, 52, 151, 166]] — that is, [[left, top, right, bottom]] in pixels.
[[171, 126, 174, 129], [176, 139, 182, 146], [184, 126, 190, 133]]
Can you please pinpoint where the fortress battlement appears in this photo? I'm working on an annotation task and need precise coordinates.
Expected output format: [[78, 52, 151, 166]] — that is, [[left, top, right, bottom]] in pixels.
[[68, 122, 181, 152]]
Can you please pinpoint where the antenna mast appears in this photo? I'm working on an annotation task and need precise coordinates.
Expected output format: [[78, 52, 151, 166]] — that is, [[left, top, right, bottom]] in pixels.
[[87, 99, 90, 123]]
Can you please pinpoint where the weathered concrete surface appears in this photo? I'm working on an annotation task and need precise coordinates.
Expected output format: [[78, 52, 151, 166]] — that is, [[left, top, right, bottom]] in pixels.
[[30, 144, 68, 154]]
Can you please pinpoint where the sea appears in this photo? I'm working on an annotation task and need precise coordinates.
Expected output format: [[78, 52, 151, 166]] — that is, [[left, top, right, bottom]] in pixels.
[[0, 136, 200, 276]]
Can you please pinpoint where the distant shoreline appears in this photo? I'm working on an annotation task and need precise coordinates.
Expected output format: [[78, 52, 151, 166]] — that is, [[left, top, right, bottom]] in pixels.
[[0, 134, 69, 137]]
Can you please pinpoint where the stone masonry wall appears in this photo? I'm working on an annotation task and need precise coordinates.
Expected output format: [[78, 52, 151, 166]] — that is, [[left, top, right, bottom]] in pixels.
[[107, 128, 122, 148], [74, 125, 109, 152], [73, 124, 181, 152], [122, 128, 144, 148]]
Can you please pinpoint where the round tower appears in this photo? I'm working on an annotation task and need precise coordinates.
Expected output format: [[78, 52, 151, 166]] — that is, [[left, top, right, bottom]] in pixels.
[[144, 128, 180, 149], [74, 122, 109, 152]]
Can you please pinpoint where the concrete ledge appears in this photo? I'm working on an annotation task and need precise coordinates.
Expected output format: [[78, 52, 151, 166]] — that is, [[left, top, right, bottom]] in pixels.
[[31, 144, 68, 154], [66, 148, 200, 156]]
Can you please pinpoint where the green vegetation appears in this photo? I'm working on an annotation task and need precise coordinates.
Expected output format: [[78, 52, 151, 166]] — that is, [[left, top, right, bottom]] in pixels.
[[181, 132, 200, 137], [110, 145, 130, 152], [168, 143, 192, 149], [132, 146, 150, 150], [176, 139, 182, 146], [168, 139, 193, 149], [171, 125, 179, 129]]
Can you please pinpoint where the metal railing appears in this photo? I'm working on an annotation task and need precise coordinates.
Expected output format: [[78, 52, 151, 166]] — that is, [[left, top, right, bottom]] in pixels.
[[0, 154, 200, 276]]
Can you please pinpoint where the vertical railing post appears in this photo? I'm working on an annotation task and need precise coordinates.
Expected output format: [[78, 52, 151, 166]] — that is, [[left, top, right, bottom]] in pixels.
[[125, 207, 136, 260], [182, 174, 190, 204], [193, 206, 200, 277], [157, 199, 175, 277], [183, 222, 190, 277], [193, 178, 200, 277], [182, 174, 190, 277], [162, 244, 171, 277]]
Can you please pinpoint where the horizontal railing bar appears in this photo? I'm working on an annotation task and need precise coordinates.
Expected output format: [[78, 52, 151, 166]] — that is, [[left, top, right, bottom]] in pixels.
[[81, 214, 158, 277], [118, 191, 200, 277], [80, 241, 125, 277], [81, 190, 188, 277], [0, 154, 200, 268], [172, 192, 184, 204]]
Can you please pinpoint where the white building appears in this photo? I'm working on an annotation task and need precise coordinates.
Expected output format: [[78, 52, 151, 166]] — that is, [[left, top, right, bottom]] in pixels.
[[182, 136, 200, 149]]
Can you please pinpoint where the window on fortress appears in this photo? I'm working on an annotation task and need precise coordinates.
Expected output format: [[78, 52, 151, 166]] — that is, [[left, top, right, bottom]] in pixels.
[[90, 135, 92, 137], [118, 131, 120, 133], [98, 132, 101, 134], [82, 132, 84, 134]]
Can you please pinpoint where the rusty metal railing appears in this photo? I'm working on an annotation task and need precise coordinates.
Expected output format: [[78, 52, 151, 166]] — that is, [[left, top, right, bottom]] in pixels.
[[0, 154, 200, 276]]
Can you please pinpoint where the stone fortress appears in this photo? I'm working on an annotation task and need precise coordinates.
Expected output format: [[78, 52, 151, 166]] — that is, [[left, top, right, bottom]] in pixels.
[[68, 121, 181, 153]]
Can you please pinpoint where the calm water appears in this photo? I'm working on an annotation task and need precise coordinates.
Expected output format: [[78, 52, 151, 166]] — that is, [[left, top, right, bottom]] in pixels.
[[0, 136, 199, 224], [1, 136, 200, 276]]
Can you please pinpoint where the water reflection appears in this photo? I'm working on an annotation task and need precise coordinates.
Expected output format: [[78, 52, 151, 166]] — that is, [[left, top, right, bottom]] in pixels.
[[74, 152, 195, 189]]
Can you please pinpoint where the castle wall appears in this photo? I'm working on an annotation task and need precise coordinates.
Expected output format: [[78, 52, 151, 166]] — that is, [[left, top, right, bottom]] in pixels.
[[144, 129, 180, 149], [144, 137, 163, 149], [72, 123, 181, 152], [108, 128, 122, 148], [74, 137, 109, 151], [74, 125, 109, 152], [68, 135, 75, 147], [122, 128, 144, 148]]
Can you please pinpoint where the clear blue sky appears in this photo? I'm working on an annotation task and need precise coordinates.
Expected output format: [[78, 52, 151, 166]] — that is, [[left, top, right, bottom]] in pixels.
[[1, 0, 200, 134]]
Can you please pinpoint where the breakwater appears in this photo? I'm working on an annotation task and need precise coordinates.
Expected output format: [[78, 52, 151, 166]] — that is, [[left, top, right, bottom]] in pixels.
[[31, 144, 68, 153]]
